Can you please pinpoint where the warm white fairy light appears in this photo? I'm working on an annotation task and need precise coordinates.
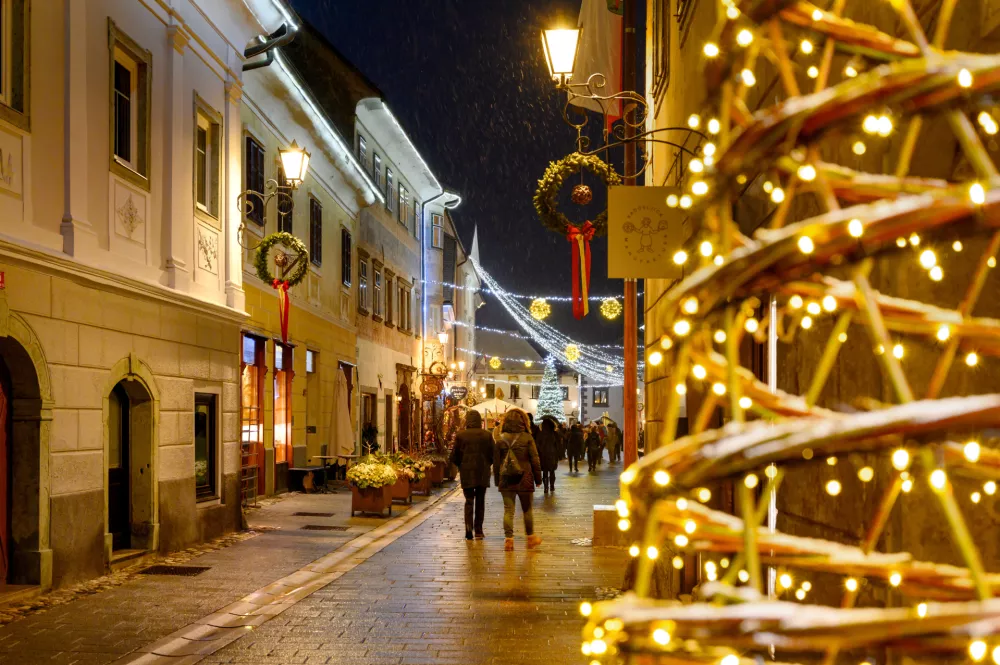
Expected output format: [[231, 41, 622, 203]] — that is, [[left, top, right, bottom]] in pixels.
[[580, 602, 593, 616], [765, 464, 777, 479], [877, 115, 893, 136], [919, 249, 937, 269], [812, 8, 823, 19], [863, 115, 879, 134], [789, 295, 803, 309], [965, 441, 981, 463], [972, 491, 983, 504], [692, 180, 709, 196], [744, 473, 759, 489], [692, 364, 707, 380], [892, 343, 904, 359], [795, 588, 807, 600], [707, 118, 720, 134], [652, 628, 671, 646], [889, 571, 902, 587], [978, 111, 998, 135], [909, 233, 921, 246], [763, 181, 774, 193], [674, 534, 689, 547], [673, 249, 688, 264], [726, 5, 740, 18], [713, 255, 724, 265], [654, 470, 671, 486], [953, 240, 964, 251], [703, 42, 720, 57], [970, 182, 986, 204], [676, 498, 688, 510], [621, 468, 637, 484], [618, 518, 631, 531], [807, 66, 819, 79], [712, 382, 726, 396], [986, 481, 998, 496], [739, 396, 752, 409], [936, 324, 951, 342], [799, 39, 814, 54], [741, 68, 756, 86], [845, 63, 859, 78], [646, 545, 659, 560], [845, 577, 859, 592], [648, 351, 663, 366], [736, 29, 753, 46], [679, 194, 693, 209], [700, 240, 713, 257], [779, 573, 793, 589], [667, 193, 679, 208], [697, 488, 712, 502], [672, 555, 684, 569], [689, 158, 704, 173], [745, 317, 759, 333], [930, 469, 947, 492], [822, 295, 837, 312], [738, 569, 750, 583], [806, 301, 822, 316], [703, 142, 716, 156], [990, 257, 997, 268], [771, 187, 785, 203], [966, 351, 980, 367], [858, 466, 874, 482], [826, 479, 842, 495], [688, 114, 701, 129], [684, 519, 697, 534], [848, 218, 864, 237], [801, 315, 813, 329], [896, 237, 908, 248], [970, 640, 988, 662], [798, 164, 817, 181], [798, 236, 814, 254], [673, 320, 691, 336], [675, 383, 687, 395], [629, 544, 640, 557], [714, 329, 727, 343], [892, 449, 910, 470], [902, 477, 914, 492], [917, 602, 928, 617], [958, 68, 974, 88], [838, 332, 848, 343]]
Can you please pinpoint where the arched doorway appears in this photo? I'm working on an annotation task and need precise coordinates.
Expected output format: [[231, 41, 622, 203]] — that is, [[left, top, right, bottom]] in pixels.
[[106, 378, 154, 553]]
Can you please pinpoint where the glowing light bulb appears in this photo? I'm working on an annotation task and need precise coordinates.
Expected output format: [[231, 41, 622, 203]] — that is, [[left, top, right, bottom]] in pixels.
[[971, 182, 986, 204], [674, 534, 689, 547], [652, 628, 671, 645], [838, 332, 847, 343], [672, 555, 684, 569], [852, 140, 866, 155], [692, 364, 707, 380], [654, 470, 671, 486], [675, 383, 687, 395], [970, 640, 988, 662], [713, 255, 724, 265], [727, 5, 740, 18], [889, 571, 902, 587], [848, 218, 863, 237], [591, 639, 607, 655], [646, 545, 659, 560], [892, 449, 910, 470], [666, 193, 679, 208], [629, 544, 640, 557], [965, 441, 981, 463], [919, 249, 937, 269], [683, 519, 697, 534], [801, 581, 812, 591], [648, 350, 663, 366], [676, 498, 688, 510], [617, 518, 630, 531], [917, 602, 927, 617], [929, 265, 943, 281], [800, 39, 814, 54], [798, 164, 816, 181], [744, 473, 759, 489], [806, 301, 821, 316], [689, 158, 704, 173], [895, 237, 907, 248], [990, 257, 997, 268], [909, 233, 921, 246], [862, 115, 879, 134], [845, 577, 858, 592], [765, 464, 777, 479], [721, 557, 730, 568], [966, 351, 979, 367], [679, 194, 693, 209], [744, 317, 759, 333], [738, 569, 750, 583], [721, 656, 740, 665], [936, 325, 950, 342], [697, 487, 712, 502], [858, 466, 874, 482], [779, 573, 793, 589], [703, 142, 716, 156], [844, 64, 858, 78], [580, 602, 593, 616], [953, 240, 964, 252], [771, 187, 785, 203], [877, 115, 893, 136], [692, 180, 709, 196], [763, 180, 774, 193], [703, 42, 720, 57], [986, 481, 997, 496], [930, 469, 947, 492], [739, 396, 752, 409], [687, 114, 700, 129], [902, 477, 914, 492], [807, 66, 819, 79], [673, 249, 688, 264], [712, 382, 726, 396], [741, 68, 756, 86], [795, 588, 806, 600], [812, 8, 823, 19], [789, 295, 803, 309], [615, 499, 629, 517], [736, 29, 753, 46], [801, 316, 813, 329], [892, 343, 904, 359], [826, 479, 842, 495], [621, 468, 637, 484], [714, 329, 727, 343], [700, 240, 713, 257], [707, 118, 720, 134], [958, 68, 974, 88], [822, 295, 837, 312], [673, 320, 691, 336], [973, 491, 982, 504]]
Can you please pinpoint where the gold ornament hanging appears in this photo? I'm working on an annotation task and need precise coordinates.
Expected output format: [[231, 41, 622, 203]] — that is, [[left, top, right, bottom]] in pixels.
[[564, 344, 580, 362], [489, 356, 502, 370], [524, 360, 533, 368], [529, 298, 551, 320], [601, 297, 622, 320]]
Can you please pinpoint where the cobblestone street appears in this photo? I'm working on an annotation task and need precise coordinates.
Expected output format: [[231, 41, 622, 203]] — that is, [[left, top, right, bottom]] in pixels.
[[0, 461, 628, 665]]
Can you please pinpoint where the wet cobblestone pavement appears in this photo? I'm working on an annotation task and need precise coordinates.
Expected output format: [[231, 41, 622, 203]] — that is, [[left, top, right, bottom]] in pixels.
[[0, 461, 628, 665]]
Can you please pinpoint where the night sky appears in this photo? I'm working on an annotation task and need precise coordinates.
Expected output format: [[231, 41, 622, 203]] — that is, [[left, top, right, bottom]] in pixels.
[[293, 0, 640, 348]]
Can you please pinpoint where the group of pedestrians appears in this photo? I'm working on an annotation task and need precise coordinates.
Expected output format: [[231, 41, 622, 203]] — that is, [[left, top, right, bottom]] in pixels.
[[448, 409, 623, 551]]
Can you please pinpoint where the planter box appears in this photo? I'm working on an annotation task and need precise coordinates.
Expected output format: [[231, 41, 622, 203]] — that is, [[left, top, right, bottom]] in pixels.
[[412, 474, 432, 496], [350, 484, 392, 517], [389, 476, 412, 504], [428, 461, 446, 486]]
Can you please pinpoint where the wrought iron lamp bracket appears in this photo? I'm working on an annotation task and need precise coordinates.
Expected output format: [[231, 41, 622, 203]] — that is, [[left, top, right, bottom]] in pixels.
[[236, 178, 296, 250]]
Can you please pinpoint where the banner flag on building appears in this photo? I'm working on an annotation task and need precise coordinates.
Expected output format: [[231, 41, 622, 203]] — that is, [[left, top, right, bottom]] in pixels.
[[608, 186, 689, 279], [569, 0, 623, 119]]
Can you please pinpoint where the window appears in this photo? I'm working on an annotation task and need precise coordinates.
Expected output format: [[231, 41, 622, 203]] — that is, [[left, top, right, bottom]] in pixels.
[[357, 134, 367, 166], [677, 0, 698, 47], [651, 0, 670, 107], [274, 343, 293, 465], [306, 349, 317, 373], [373, 264, 383, 318], [593, 388, 609, 406], [385, 168, 395, 213], [245, 136, 266, 226], [240, 334, 266, 500], [413, 202, 420, 238], [276, 164, 293, 234], [385, 273, 394, 326], [510, 384, 520, 400], [531, 385, 541, 400], [109, 22, 151, 189], [0, 0, 27, 131], [309, 198, 322, 266], [194, 103, 221, 219], [398, 282, 411, 331], [398, 185, 407, 225], [561, 386, 570, 401], [486, 383, 496, 399], [358, 254, 369, 312], [362, 393, 376, 428], [194, 393, 218, 500], [372, 152, 382, 190], [431, 214, 444, 249], [341, 228, 352, 285]]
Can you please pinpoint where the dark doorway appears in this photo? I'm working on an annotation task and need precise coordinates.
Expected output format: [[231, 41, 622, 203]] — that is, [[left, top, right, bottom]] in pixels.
[[398, 384, 410, 450], [0, 361, 10, 583], [108, 383, 130, 551]]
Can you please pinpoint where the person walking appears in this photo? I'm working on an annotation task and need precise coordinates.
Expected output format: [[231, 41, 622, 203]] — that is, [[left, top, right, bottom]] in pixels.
[[586, 425, 602, 472], [493, 409, 543, 551], [449, 410, 493, 540], [568, 422, 585, 473], [609, 424, 622, 463], [536, 417, 559, 493]]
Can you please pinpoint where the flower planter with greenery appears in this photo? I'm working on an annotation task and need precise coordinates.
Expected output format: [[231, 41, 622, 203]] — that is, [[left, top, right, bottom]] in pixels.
[[381, 453, 422, 505], [347, 461, 397, 517], [410, 458, 434, 495]]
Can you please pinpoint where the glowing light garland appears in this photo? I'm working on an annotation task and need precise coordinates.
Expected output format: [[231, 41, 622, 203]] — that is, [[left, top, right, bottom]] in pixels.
[[420, 277, 642, 302], [453, 320, 639, 350]]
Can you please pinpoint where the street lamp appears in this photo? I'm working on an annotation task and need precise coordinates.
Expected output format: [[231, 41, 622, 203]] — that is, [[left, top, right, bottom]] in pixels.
[[438, 331, 449, 345], [278, 141, 311, 189], [236, 140, 312, 250], [541, 28, 581, 88]]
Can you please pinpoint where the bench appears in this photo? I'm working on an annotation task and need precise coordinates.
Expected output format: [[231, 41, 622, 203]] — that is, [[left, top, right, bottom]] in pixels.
[[288, 466, 327, 492]]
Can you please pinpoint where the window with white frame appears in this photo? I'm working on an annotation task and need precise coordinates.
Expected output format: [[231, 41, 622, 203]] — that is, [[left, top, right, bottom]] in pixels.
[[306, 349, 317, 374], [357, 134, 367, 167], [0, 0, 28, 129], [358, 253, 369, 312], [398, 185, 407, 225], [385, 273, 394, 326], [372, 153, 382, 190], [194, 103, 221, 218], [373, 264, 383, 318], [431, 213, 443, 249], [593, 388, 609, 406], [109, 21, 151, 189], [385, 168, 395, 213]]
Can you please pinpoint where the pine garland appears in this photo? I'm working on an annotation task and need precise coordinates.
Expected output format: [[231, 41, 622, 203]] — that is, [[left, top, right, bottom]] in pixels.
[[254, 232, 309, 287]]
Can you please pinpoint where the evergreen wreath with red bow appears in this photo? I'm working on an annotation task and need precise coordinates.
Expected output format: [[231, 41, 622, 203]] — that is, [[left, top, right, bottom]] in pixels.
[[254, 232, 309, 342], [532, 152, 621, 319]]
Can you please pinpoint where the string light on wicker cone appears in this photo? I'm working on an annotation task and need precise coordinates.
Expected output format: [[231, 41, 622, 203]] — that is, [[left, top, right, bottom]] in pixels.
[[889, 571, 903, 587], [986, 481, 997, 496], [826, 480, 842, 495], [529, 298, 551, 321], [807, 301, 822, 316], [807, 66, 819, 79], [965, 441, 981, 462], [601, 297, 622, 320], [703, 42, 720, 57], [971, 182, 986, 204], [978, 111, 999, 135], [958, 68, 974, 88], [687, 114, 700, 129], [771, 187, 786, 203], [970, 640, 988, 662], [648, 350, 663, 366], [679, 194, 693, 209], [930, 469, 948, 492], [892, 449, 910, 470], [672, 249, 688, 264], [845, 577, 859, 592], [736, 29, 753, 46], [966, 351, 980, 367]]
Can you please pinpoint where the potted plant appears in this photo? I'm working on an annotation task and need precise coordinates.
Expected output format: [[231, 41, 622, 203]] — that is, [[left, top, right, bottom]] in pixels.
[[426, 452, 449, 486], [347, 460, 397, 517], [410, 457, 434, 495], [361, 423, 380, 456], [383, 453, 419, 505]]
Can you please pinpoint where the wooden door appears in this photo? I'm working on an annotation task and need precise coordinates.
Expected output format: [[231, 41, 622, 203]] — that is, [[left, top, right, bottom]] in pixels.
[[385, 393, 393, 453], [108, 384, 131, 550]]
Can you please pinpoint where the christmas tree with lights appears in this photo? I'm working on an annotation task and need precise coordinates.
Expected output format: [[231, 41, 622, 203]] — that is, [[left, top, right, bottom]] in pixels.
[[534, 356, 565, 423]]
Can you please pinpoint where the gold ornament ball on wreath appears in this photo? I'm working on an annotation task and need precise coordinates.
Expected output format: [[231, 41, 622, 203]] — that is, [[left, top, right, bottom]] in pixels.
[[565, 344, 580, 363], [489, 356, 502, 370], [601, 297, 622, 320], [529, 298, 551, 321]]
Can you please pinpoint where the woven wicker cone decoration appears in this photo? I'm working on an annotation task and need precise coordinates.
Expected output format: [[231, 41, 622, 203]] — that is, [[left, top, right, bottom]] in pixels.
[[586, 1, 1000, 664]]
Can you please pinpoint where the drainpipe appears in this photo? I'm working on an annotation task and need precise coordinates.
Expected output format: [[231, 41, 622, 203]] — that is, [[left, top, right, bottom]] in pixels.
[[243, 23, 296, 72]]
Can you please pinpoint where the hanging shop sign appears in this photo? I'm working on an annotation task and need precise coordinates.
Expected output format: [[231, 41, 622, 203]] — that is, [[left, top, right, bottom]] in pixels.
[[608, 186, 688, 279], [420, 376, 443, 399], [450, 386, 469, 400]]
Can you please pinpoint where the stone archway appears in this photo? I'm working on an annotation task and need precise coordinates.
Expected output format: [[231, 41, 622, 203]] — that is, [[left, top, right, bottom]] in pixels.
[[102, 354, 159, 562]]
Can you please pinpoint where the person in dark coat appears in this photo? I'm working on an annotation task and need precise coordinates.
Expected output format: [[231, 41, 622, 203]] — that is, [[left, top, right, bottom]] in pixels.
[[535, 418, 560, 493], [609, 424, 622, 463], [449, 410, 493, 540], [568, 423, 585, 473], [586, 425, 603, 472], [493, 409, 543, 551]]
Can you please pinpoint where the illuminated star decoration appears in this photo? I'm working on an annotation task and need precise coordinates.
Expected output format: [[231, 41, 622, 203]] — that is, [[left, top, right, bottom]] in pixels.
[[600, 297, 622, 320], [489, 356, 501, 370], [529, 298, 551, 321]]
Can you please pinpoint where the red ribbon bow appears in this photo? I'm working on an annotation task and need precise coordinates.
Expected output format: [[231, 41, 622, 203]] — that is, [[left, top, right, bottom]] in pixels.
[[272, 279, 290, 343], [566, 221, 595, 320]]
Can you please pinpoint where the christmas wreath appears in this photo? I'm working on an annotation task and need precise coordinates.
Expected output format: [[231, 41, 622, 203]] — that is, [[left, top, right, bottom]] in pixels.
[[254, 232, 309, 287], [533, 152, 621, 237]]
